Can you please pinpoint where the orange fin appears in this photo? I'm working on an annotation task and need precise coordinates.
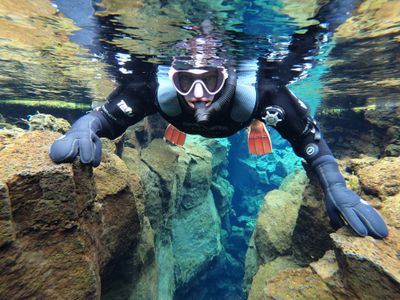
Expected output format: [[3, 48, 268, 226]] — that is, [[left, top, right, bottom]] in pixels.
[[248, 120, 272, 155], [164, 124, 186, 146]]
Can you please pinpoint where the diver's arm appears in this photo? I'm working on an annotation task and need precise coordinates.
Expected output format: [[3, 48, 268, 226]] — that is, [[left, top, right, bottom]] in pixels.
[[257, 86, 388, 239], [49, 79, 158, 167], [99, 79, 159, 138]]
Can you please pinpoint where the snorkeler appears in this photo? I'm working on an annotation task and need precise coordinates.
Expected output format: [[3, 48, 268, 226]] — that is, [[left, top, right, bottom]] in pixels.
[[49, 16, 388, 239]]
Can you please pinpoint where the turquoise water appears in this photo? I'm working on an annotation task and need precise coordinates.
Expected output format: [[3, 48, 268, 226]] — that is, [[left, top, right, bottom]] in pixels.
[[1, 1, 399, 299]]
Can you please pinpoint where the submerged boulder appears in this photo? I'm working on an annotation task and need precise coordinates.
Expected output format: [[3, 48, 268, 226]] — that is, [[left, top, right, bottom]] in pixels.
[[172, 191, 222, 287], [0, 131, 142, 300], [119, 138, 225, 299], [246, 155, 400, 299], [332, 228, 400, 299], [244, 170, 308, 286]]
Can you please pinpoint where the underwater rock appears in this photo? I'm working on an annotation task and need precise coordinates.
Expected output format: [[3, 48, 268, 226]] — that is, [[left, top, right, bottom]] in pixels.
[[25, 113, 71, 133], [260, 266, 336, 299], [254, 189, 300, 260], [229, 136, 302, 217], [0, 131, 100, 299], [247, 256, 299, 300], [244, 170, 311, 293], [0, 129, 24, 151], [181, 143, 213, 210], [137, 139, 212, 226], [186, 136, 231, 173], [0, 130, 142, 300], [93, 151, 141, 274], [124, 114, 168, 149], [172, 191, 222, 287], [251, 171, 308, 265], [186, 136, 234, 217], [332, 228, 400, 299], [210, 176, 234, 217], [309, 250, 357, 299], [139, 140, 222, 290], [120, 138, 225, 299], [356, 156, 400, 199], [246, 154, 400, 299], [291, 174, 333, 265], [243, 233, 259, 290]]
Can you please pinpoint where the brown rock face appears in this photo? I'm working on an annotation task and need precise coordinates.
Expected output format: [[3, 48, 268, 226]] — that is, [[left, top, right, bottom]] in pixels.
[[246, 154, 400, 299], [332, 229, 400, 299], [357, 156, 400, 199], [261, 267, 336, 300], [0, 131, 141, 299]]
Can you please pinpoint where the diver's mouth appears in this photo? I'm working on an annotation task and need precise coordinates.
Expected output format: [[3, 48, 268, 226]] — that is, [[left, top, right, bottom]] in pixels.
[[186, 98, 213, 108]]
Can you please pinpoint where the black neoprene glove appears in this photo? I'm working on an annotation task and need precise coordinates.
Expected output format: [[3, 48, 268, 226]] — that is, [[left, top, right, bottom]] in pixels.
[[49, 111, 110, 167], [312, 155, 388, 239]]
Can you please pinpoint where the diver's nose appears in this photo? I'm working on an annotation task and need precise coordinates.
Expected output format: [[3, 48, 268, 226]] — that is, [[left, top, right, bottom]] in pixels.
[[193, 82, 204, 98]]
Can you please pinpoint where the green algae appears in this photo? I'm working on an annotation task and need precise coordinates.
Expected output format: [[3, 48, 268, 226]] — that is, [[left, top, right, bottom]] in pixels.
[[320, 104, 377, 115], [0, 99, 91, 109]]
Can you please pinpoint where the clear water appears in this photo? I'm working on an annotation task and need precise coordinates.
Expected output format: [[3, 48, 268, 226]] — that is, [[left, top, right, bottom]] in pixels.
[[1, 0, 399, 299], [0, 0, 330, 124]]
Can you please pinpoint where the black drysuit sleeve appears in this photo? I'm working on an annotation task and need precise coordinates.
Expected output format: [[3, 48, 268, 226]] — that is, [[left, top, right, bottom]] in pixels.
[[256, 83, 333, 164], [96, 60, 159, 139], [256, 0, 361, 164]]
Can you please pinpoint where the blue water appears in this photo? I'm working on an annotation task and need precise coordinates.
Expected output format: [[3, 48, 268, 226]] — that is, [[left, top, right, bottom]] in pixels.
[[1, 1, 399, 300]]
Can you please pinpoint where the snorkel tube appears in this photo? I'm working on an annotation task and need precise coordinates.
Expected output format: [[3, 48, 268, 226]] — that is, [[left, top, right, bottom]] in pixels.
[[193, 67, 237, 124]]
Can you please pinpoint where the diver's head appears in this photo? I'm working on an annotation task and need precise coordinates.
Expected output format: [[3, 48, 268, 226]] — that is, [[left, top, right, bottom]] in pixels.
[[169, 24, 236, 124], [168, 65, 228, 109]]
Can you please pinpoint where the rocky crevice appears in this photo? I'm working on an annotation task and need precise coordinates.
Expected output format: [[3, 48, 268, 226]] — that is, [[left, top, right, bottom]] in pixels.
[[245, 157, 400, 299], [0, 130, 142, 299]]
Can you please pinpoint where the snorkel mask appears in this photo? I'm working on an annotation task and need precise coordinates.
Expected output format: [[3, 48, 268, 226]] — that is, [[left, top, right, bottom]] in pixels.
[[169, 64, 237, 124], [169, 66, 228, 106]]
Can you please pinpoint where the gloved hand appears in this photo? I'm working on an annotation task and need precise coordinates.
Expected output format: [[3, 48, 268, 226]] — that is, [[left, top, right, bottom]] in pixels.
[[49, 111, 105, 167], [312, 155, 388, 239]]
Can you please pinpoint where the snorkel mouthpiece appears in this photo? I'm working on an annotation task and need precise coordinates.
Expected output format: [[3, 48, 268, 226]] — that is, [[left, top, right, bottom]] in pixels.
[[192, 67, 237, 124], [194, 102, 210, 124]]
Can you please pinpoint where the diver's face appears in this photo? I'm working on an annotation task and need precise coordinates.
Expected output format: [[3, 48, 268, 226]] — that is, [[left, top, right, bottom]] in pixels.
[[169, 66, 228, 108]]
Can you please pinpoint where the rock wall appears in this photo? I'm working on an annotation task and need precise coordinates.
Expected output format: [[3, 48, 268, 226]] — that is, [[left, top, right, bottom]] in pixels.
[[0, 114, 232, 300], [245, 156, 400, 299], [0, 130, 141, 299]]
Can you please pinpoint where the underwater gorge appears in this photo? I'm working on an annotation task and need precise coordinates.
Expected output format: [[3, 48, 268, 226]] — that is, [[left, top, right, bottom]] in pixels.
[[1, 101, 399, 299], [1, 0, 400, 299]]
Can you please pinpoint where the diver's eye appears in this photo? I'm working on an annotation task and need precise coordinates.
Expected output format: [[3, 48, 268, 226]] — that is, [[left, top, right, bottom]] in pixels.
[[203, 74, 217, 92], [179, 74, 194, 93]]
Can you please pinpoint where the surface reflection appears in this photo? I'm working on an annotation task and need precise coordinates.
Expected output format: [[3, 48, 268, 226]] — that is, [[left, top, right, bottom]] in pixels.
[[0, 0, 113, 108], [0, 0, 332, 119]]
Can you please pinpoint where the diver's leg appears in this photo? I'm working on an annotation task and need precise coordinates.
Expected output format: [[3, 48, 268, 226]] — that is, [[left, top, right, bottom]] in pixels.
[[260, 85, 388, 238]]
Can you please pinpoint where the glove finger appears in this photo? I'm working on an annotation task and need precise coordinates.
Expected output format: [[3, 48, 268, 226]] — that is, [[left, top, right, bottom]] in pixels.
[[49, 136, 79, 163], [92, 135, 102, 167], [353, 201, 388, 239], [325, 198, 345, 229], [339, 207, 368, 237], [78, 137, 95, 165]]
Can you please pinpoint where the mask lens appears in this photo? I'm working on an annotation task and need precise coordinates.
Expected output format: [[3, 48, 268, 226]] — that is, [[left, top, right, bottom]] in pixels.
[[171, 67, 227, 96], [177, 73, 195, 93], [203, 70, 218, 92]]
